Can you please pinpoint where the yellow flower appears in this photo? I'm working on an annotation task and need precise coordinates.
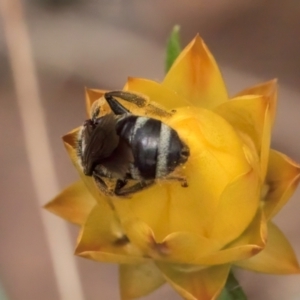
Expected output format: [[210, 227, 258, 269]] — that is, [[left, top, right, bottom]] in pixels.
[[46, 35, 300, 300]]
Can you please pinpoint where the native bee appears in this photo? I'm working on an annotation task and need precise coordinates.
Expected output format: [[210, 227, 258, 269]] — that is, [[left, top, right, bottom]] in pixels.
[[77, 91, 190, 197]]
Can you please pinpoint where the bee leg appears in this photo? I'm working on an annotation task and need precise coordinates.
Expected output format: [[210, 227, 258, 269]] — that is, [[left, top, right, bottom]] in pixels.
[[165, 176, 188, 188], [114, 179, 128, 192], [115, 180, 155, 196], [104, 93, 130, 115], [105, 91, 148, 109], [93, 174, 110, 195], [105, 91, 173, 118], [107, 91, 173, 117], [180, 179, 188, 188]]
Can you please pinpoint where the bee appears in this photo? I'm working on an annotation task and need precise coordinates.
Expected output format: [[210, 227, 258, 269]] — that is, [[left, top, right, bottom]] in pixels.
[[77, 91, 190, 197]]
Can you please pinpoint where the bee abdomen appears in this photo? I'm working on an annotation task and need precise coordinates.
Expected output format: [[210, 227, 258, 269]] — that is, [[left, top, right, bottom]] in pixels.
[[116, 115, 187, 180], [132, 118, 160, 179]]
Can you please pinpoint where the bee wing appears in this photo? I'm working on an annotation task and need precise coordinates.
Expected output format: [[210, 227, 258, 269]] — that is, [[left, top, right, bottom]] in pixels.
[[101, 138, 134, 179], [83, 113, 119, 175]]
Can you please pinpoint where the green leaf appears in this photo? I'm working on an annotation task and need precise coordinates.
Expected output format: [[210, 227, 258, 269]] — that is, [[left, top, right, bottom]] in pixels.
[[165, 25, 182, 73], [218, 271, 247, 300]]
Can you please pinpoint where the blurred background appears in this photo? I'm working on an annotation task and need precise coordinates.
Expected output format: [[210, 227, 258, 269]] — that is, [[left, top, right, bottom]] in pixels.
[[1, 0, 300, 299]]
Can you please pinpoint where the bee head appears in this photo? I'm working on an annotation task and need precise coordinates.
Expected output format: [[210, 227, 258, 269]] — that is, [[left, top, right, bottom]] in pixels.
[[78, 114, 119, 176]]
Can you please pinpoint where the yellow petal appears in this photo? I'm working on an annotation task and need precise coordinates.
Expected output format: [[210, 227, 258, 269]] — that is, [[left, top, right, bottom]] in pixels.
[[234, 79, 277, 179], [163, 35, 228, 109], [75, 204, 146, 264], [119, 210, 266, 266], [197, 208, 267, 265], [113, 107, 251, 243], [45, 180, 96, 225], [226, 207, 267, 249], [263, 150, 300, 220], [121, 218, 218, 264], [158, 232, 218, 264], [125, 77, 189, 109], [119, 263, 165, 300], [184, 208, 266, 266], [157, 263, 230, 300], [79, 252, 146, 264], [235, 222, 300, 274], [178, 209, 266, 267], [209, 168, 260, 246], [215, 94, 273, 180], [235, 79, 277, 127], [214, 95, 267, 155], [62, 127, 79, 149], [85, 88, 107, 116]]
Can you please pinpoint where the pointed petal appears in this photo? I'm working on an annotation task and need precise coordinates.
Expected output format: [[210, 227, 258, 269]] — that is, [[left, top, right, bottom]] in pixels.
[[85, 88, 107, 116], [62, 129, 112, 207], [215, 93, 274, 179], [235, 79, 277, 127], [62, 127, 80, 149], [157, 263, 230, 300], [125, 77, 189, 109], [263, 150, 300, 220], [119, 209, 266, 266], [234, 79, 277, 179], [197, 209, 267, 266], [113, 107, 250, 244], [179, 209, 266, 266], [163, 35, 228, 109], [79, 252, 147, 264], [214, 95, 267, 157], [75, 204, 146, 264], [209, 169, 260, 246], [235, 222, 300, 274], [45, 180, 96, 225], [121, 218, 218, 264], [119, 263, 165, 300]]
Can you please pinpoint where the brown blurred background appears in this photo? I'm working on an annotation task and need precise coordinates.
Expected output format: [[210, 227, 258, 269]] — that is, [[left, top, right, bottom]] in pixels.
[[1, 0, 300, 299]]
